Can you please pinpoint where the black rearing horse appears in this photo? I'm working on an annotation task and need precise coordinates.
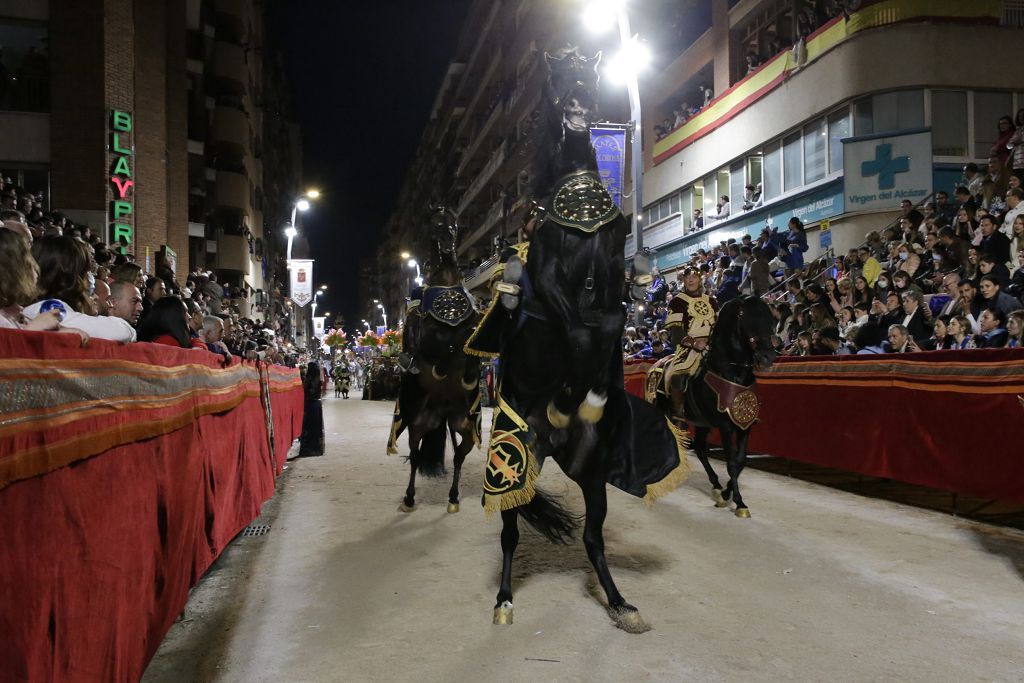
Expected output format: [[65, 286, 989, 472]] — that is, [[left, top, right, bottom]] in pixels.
[[473, 48, 688, 634], [647, 295, 776, 517], [388, 207, 481, 514]]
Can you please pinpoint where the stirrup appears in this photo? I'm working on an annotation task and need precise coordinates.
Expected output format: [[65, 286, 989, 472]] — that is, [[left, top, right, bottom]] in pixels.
[[499, 256, 523, 310]]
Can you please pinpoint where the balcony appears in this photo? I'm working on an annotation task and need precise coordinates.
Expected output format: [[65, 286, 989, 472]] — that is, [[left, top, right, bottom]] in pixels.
[[455, 99, 502, 178], [214, 233, 250, 273], [458, 195, 505, 256], [457, 142, 505, 216], [211, 105, 250, 154], [214, 170, 250, 214], [212, 41, 246, 93], [651, 0, 1006, 165]]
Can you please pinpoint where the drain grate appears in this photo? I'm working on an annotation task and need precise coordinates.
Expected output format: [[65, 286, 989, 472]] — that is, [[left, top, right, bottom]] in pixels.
[[241, 524, 271, 537]]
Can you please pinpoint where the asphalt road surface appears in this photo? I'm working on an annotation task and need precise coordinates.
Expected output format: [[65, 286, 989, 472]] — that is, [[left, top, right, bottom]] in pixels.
[[144, 397, 1024, 682]]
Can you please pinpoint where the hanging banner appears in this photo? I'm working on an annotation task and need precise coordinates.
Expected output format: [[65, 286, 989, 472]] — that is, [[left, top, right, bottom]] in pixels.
[[313, 316, 325, 338], [591, 125, 627, 208], [289, 259, 314, 307]]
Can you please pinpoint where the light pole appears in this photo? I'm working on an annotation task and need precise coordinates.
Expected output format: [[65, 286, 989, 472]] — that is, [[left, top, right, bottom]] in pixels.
[[375, 301, 388, 329], [285, 189, 319, 264], [361, 319, 370, 332], [585, 0, 649, 255], [407, 258, 423, 287]]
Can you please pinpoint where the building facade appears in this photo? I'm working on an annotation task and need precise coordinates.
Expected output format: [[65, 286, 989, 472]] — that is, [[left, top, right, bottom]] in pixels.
[[0, 0, 301, 298], [639, 0, 1024, 276]]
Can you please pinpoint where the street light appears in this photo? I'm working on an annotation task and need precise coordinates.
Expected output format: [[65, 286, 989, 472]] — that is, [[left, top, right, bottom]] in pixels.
[[400, 251, 411, 260], [361, 319, 370, 331], [286, 189, 319, 261], [585, 0, 647, 256], [376, 302, 388, 329]]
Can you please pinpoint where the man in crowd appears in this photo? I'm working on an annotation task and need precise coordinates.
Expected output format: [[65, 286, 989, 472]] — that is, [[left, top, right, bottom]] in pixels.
[[899, 290, 931, 342], [978, 214, 1011, 265], [1001, 188, 1022, 236], [204, 272, 224, 315], [976, 309, 1009, 348], [93, 279, 112, 316], [201, 315, 229, 354], [107, 282, 144, 326], [957, 279, 983, 333], [859, 246, 882, 286], [935, 272, 963, 317], [886, 324, 919, 353]]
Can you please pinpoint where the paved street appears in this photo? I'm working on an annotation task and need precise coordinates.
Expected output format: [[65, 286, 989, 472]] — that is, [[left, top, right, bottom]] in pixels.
[[144, 397, 1024, 682]]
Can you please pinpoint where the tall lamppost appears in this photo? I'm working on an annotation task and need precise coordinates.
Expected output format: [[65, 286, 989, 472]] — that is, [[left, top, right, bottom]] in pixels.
[[285, 189, 319, 264], [407, 258, 423, 286], [375, 300, 388, 329], [585, 0, 650, 255]]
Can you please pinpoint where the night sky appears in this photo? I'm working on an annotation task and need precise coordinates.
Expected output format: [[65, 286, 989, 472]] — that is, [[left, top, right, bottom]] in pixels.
[[266, 0, 473, 330]]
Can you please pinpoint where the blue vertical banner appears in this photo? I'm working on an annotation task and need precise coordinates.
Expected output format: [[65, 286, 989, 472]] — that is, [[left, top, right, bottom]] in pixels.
[[591, 126, 626, 208]]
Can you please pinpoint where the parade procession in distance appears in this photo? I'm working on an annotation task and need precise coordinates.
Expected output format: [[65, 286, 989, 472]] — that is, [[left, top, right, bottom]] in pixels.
[[1, 1, 1024, 682]]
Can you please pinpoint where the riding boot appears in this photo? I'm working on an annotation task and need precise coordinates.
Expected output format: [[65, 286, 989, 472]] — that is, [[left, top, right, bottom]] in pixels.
[[397, 352, 420, 374]]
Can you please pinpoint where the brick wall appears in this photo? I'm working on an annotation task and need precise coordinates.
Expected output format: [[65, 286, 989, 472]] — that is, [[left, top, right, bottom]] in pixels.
[[133, 0, 168, 271], [164, 0, 190, 282]]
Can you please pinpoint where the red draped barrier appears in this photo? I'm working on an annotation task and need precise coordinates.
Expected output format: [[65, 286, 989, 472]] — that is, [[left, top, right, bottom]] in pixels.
[[625, 349, 1024, 503], [0, 330, 302, 683]]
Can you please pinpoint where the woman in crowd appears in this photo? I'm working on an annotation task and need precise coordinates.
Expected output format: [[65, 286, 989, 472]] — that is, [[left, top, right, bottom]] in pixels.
[[947, 315, 976, 350], [891, 270, 922, 299], [895, 242, 922, 279], [297, 361, 325, 458], [852, 275, 873, 306], [807, 302, 835, 331], [1006, 215, 1023, 271], [925, 315, 952, 350], [1009, 248, 1024, 298], [782, 217, 809, 272], [1008, 109, 1024, 178], [977, 254, 1010, 289], [785, 330, 812, 356], [773, 302, 793, 342], [978, 274, 1020, 316], [138, 297, 207, 349], [1006, 310, 1024, 348], [991, 115, 1016, 168], [837, 305, 856, 340], [953, 206, 977, 242], [0, 230, 64, 332], [22, 236, 134, 342]]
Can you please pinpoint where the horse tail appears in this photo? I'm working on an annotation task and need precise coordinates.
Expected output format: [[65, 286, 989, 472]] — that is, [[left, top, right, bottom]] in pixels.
[[411, 423, 447, 477], [517, 488, 580, 545]]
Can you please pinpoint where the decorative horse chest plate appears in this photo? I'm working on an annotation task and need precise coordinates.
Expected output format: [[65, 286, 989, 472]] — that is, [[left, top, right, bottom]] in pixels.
[[421, 286, 475, 326], [548, 170, 621, 234]]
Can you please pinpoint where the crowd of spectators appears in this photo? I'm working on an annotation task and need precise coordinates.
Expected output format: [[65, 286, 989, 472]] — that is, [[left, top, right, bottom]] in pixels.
[[0, 179, 303, 365], [630, 112, 1024, 358]]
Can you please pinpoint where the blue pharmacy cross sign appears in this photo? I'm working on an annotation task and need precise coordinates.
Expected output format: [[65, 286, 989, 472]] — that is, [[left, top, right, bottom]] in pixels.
[[861, 143, 910, 190]]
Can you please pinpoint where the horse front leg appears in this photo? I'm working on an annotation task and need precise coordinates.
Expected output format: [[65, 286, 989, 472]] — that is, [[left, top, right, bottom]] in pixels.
[[718, 424, 738, 509], [399, 426, 422, 512], [729, 429, 752, 518], [493, 510, 519, 625], [445, 421, 472, 513], [580, 474, 650, 633], [693, 426, 725, 505]]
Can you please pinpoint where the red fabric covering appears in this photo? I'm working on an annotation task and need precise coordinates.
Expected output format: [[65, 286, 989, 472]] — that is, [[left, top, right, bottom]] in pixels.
[[624, 358, 655, 399], [0, 330, 303, 683], [623, 350, 1024, 503]]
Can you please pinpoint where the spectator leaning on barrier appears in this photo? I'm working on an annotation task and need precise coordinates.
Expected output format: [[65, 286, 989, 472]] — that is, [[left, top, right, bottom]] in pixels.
[[23, 236, 134, 343]]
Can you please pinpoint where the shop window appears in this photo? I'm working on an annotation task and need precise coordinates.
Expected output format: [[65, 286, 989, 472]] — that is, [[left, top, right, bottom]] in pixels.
[[827, 109, 849, 173], [803, 118, 827, 183], [783, 132, 802, 192], [763, 141, 782, 201], [973, 91, 1013, 159]]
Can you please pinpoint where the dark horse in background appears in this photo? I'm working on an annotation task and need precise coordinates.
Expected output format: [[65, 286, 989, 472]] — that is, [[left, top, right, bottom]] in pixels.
[[387, 207, 481, 514], [473, 48, 687, 633], [646, 296, 776, 517]]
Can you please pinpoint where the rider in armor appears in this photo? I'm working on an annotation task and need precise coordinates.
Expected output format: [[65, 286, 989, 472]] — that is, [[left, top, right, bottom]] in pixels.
[[664, 266, 718, 394], [398, 285, 425, 374]]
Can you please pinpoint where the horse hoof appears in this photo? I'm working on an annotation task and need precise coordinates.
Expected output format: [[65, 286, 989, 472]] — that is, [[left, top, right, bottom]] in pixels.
[[447, 502, 460, 514], [735, 507, 751, 518], [546, 402, 570, 429], [398, 502, 414, 513], [712, 489, 729, 507], [610, 607, 651, 634], [493, 601, 514, 625]]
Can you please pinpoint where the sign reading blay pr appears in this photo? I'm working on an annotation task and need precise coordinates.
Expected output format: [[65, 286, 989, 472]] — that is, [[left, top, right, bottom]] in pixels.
[[109, 109, 135, 252]]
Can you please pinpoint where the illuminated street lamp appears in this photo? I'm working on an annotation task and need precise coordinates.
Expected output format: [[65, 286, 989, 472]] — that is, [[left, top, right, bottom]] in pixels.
[[407, 258, 423, 287], [585, 0, 649, 254], [286, 189, 320, 262], [376, 302, 388, 329]]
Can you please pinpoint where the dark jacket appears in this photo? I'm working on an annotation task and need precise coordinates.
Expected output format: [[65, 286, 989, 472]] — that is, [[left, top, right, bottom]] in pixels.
[[979, 230, 1011, 265]]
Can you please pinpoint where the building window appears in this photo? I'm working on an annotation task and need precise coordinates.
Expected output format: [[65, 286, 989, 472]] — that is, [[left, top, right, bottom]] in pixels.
[[973, 91, 1013, 159], [668, 192, 680, 216], [680, 187, 692, 232], [931, 90, 968, 157], [730, 160, 745, 215], [763, 141, 782, 201], [854, 89, 924, 135], [783, 132, 802, 192], [803, 118, 827, 183], [692, 183, 704, 228], [827, 108, 849, 173], [0, 23, 49, 112], [702, 173, 717, 220]]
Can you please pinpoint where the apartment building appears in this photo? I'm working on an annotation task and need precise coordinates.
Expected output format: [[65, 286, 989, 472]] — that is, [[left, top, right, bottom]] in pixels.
[[0, 0, 300, 294], [638, 0, 1024, 276]]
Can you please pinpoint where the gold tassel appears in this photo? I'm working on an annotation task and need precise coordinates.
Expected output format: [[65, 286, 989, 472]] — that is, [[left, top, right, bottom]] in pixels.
[[642, 418, 692, 507]]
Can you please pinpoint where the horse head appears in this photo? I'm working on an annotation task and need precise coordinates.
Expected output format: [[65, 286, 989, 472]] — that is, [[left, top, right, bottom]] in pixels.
[[713, 296, 777, 372], [425, 206, 460, 284], [543, 46, 602, 138]]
